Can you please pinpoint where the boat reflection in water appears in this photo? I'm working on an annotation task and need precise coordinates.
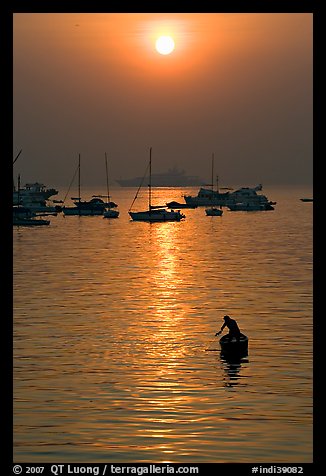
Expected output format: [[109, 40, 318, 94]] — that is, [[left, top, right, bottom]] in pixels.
[[220, 350, 249, 388]]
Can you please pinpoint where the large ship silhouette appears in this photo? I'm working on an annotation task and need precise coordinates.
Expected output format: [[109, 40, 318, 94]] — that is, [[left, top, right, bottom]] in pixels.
[[116, 167, 204, 187]]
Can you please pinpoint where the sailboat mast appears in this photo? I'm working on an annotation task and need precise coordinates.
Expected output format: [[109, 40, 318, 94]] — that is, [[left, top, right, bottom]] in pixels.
[[211, 153, 214, 191], [149, 147, 152, 210], [13, 149, 23, 192], [105, 152, 110, 207], [17, 173, 21, 207], [13, 149, 22, 165], [78, 154, 81, 204]]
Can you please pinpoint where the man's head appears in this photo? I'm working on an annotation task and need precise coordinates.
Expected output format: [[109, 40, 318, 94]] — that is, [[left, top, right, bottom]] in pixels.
[[224, 315, 231, 322]]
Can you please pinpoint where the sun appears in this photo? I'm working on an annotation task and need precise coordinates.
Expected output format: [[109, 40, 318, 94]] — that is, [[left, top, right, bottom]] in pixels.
[[155, 36, 175, 55]]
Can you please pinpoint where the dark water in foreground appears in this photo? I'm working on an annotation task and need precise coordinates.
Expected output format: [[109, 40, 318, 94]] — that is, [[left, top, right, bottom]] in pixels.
[[13, 185, 313, 463]]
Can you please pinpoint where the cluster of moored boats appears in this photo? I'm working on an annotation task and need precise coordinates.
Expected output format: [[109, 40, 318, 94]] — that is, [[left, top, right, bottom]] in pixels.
[[13, 148, 279, 226], [12, 183, 120, 226], [167, 183, 276, 214], [12, 179, 276, 226]]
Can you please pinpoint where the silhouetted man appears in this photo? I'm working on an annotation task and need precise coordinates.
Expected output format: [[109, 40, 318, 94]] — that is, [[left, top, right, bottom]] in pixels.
[[216, 315, 241, 341]]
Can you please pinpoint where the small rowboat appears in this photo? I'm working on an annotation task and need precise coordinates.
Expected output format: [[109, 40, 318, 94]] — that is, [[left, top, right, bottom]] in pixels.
[[219, 333, 248, 355]]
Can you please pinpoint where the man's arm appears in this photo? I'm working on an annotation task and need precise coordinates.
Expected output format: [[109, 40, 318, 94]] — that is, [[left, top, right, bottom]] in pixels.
[[216, 322, 226, 336]]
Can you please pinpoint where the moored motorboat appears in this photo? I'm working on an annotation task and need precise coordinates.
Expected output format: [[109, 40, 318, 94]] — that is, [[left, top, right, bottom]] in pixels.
[[13, 181, 58, 205], [205, 207, 223, 216], [185, 153, 232, 207], [219, 333, 248, 355], [184, 168, 275, 209], [13, 172, 60, 214], [103, 208, 119, 218], [13, 207, 50, 226]]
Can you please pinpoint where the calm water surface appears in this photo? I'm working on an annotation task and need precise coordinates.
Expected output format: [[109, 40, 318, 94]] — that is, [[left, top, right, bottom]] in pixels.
[[13, 185, 313, 463]]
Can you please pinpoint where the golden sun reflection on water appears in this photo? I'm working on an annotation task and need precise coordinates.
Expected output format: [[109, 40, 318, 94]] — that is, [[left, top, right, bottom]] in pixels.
[[105, 224, 229, 461]]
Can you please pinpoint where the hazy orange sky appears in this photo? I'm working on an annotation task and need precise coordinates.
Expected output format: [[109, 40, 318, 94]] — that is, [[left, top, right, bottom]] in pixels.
[[13, 13, 313, 187]]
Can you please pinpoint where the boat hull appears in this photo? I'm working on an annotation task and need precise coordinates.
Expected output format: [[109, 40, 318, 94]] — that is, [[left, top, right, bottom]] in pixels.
[[103, 210, 119, 218], [13, 217, 50, 226], [227, 203, 274, 211], [219, 333, 248, 355], [62, 208, 104, 216], [185, 185, 273, 209], [129, 210, 185, 222]]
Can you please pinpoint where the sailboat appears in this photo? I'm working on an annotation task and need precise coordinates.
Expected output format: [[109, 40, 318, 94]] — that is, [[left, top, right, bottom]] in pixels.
[[62, 154, 106, 216], [103, 153, 119, 218], [129, 147, 186, 222], [205, 153, 223, 216]]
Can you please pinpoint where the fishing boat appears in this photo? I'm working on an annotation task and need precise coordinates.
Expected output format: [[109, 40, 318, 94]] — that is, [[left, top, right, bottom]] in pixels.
[[103, 153, 119, 219], [300, 198, 313, 202], [129, 148, 186, 222], [219, 333, 249, 355]]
